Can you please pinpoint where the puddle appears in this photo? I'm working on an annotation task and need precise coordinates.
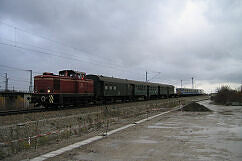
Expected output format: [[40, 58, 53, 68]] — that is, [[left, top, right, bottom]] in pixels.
[[69, 100, 242, 161], [132, 139, 158, 144], [105, 140, 124, 148], [219, 111, 234, 115], [154, 122, 177, 126], [132, 155, 150, 159], [158, 100, 242, 161], [139, 136, 149, 139], [148, 125, 180, 129], [74, 152, 100, 161]]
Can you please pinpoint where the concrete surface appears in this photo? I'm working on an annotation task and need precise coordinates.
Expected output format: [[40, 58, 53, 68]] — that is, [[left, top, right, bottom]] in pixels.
[[47, 100, 242, 161], [28, 107, 179, 161]]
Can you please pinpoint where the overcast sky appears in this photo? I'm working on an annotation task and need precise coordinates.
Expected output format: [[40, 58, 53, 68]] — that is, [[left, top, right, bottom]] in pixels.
[[0, 0, 241, 93]]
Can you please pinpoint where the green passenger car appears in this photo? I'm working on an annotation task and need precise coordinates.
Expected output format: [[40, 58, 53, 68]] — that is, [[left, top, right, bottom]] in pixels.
[[86, 75, 132, 99], [86, 74, 175, 101]]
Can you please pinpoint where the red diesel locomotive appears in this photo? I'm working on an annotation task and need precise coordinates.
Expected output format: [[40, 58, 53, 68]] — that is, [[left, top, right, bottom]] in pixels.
[[32, 70, 94, 107], [32, 69, 178, 108]]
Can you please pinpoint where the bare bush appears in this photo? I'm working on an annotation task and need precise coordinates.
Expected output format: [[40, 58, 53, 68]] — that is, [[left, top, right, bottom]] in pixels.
[[214, 86, 242, 105]]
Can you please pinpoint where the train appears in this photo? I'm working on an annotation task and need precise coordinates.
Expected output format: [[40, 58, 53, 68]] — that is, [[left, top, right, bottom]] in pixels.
[[31, 70, 204, 107], [176, 88, 204, 96]]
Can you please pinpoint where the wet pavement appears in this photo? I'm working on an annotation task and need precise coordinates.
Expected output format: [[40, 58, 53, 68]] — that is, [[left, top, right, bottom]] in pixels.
[[49, 100, 242, 161]]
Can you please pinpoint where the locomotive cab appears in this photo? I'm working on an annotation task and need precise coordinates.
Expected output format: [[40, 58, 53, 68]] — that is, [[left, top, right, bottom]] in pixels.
[[32, 70, 94, 107], [59, 70, 86, 80]]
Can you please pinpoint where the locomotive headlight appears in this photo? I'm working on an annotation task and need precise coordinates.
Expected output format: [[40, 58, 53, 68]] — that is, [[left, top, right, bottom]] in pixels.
[[47, 89, 51, 93]]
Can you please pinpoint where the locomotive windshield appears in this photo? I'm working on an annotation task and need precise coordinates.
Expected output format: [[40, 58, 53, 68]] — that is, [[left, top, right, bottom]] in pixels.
[[59, 70, 86, 79]]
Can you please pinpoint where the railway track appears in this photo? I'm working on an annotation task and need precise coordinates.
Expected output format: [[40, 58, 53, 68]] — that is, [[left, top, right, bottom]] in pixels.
[[0, 105, 88, 116], [0, 101, 134, 116], [0, 108, 46, 116], [0, 99, 161, 116], [0, 96, 208, 116]]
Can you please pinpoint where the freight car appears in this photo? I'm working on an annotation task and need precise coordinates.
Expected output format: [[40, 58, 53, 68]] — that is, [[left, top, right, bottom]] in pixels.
[[176, 88, 204, 96], [31, 70, 175, 107]]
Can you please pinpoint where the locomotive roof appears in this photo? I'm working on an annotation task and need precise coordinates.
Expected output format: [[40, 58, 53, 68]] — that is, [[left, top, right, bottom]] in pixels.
[[87, 74, 174, 88], [59, 70, 86, 75], [176, 88, 203, 90]]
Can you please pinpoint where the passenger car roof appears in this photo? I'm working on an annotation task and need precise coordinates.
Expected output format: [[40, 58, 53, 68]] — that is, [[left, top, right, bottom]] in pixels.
[[87, 75, 174, 88]]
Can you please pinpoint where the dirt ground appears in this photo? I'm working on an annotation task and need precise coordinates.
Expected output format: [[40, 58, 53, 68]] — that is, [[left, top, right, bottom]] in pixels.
[[43, 100, 242, 161], [0, 96, 205, 126], [2, 96, 208, 161]]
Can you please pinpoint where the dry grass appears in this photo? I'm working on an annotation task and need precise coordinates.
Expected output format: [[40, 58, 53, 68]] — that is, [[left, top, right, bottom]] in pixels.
[[0, 96, 208, 160]]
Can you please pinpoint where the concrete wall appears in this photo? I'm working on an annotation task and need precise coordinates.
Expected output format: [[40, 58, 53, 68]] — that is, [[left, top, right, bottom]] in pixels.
[[0, 92, 33, 112]]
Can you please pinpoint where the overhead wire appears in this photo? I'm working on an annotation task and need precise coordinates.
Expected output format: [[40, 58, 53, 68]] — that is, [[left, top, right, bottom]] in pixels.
[[0, 64, 41, 74], [0, 74, 6, 78], [9, 79, 29, 84], [0, 20, 145, 71], [0, 19, 179, 92], [8, 76, 30, 83], [0, 40, 146, 77], [0, 20, 152, 76], [147, 72, 161, 82], [0, 64, 27, 71], [0, 20, 95, 57], [0, 21, 114, 65]]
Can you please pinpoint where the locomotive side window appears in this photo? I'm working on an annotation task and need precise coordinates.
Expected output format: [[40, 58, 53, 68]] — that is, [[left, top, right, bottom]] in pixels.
[[81, 74, 85, 80], [109, 86, 112, 90], [105, 86, 108, 90], [54, 79, 60, 90], [114, 86, 116, 90]]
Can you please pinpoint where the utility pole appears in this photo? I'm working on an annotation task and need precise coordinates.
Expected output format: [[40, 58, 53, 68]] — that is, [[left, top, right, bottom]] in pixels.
[[241, 80, 242, 92], [146, 71, 148, 82], [30, 70, 32, 93], [181, 80, 182, 88], [5, 73, 8, 91], [192, 77, 194, 89], [26, 70, 33, 93], [14, 27, 17, 47]]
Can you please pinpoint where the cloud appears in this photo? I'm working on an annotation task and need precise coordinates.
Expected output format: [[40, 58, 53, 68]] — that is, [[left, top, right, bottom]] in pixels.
[[0, 0, 241, 93]]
